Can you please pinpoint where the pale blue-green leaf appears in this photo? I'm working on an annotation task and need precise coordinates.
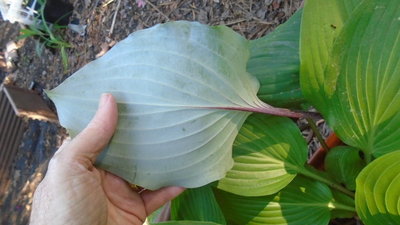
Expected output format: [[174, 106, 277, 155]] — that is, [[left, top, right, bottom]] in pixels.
[[47, 21, 286, 190], [356, 150, 400, 225], [248, 9, 304, 107], [217, 114, 308, 196]]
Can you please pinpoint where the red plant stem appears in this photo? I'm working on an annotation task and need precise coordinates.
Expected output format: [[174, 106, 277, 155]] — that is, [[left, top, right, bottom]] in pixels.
[[206, 106, 305, 118]]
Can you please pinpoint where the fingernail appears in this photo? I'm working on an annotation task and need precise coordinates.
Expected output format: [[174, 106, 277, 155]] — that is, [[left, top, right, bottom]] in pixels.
[[99, 93, 110, 108]]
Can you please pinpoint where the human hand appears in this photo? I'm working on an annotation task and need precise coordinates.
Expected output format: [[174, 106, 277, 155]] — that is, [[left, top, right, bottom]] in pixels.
[[30, 93, 185, 225]]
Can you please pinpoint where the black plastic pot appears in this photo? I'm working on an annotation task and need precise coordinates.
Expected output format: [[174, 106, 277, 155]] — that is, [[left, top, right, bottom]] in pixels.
[[28, 0, 73, 25], [43, 0, 74, 25]]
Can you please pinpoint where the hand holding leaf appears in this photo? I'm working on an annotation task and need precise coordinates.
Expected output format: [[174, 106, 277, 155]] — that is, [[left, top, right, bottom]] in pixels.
[[30, 94, 184, 225]]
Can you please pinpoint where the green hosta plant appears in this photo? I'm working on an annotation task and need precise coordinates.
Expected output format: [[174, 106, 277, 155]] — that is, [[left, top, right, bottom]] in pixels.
[[48, 0, 400, 224]]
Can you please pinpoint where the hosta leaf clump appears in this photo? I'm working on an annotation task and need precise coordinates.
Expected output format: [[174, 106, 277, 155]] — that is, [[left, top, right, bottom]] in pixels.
[[47, 21, 292, 189]]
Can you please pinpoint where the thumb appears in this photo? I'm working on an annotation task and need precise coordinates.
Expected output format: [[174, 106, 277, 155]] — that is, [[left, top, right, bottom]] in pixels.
[[62, 93, 118, 165]]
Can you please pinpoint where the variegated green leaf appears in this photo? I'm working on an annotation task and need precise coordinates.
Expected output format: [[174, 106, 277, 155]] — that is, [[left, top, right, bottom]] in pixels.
[[217, 115, 308, 196], [325, 0, 400, 157], [325, 146, 365, 191], [356, 150, 400, 225], [171, 184, 226, 224], [330, 190, 356, 219], [300, 0, 360, 114], [215, 176, 354, 225], [248, 9, 304, 107]]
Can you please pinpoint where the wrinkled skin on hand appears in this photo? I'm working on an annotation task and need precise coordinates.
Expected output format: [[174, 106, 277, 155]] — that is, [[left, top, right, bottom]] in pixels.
[[30, 94, 184, 225]]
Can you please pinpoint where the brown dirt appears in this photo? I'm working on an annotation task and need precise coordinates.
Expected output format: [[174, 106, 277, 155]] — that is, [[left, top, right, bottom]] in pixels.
[[4, 0, 303, 90]]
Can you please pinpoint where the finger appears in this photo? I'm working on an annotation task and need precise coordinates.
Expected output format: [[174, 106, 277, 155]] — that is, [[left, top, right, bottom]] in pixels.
[[63, 93, 118, 162], [141, 186, 185, 214], [102, 172, 146, 221], [53, 138, 71, 156]]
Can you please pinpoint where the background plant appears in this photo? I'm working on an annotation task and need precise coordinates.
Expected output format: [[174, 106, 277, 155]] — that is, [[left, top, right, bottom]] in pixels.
[[48, 0, 400, 224], [18, 0, 71, 69]]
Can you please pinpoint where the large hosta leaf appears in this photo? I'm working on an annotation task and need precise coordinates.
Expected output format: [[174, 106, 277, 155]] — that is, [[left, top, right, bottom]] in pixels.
[[48, 21, 295, 190], [325, 0, 400, 157], [215, 176, 338, 225], [171, 184, 226, 224], [325, 146, 365, 191], [300, 0, 360, 113], [217, 115, 308, 196], [356, 150, 400, 225], [248, 9, 304, 107]]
